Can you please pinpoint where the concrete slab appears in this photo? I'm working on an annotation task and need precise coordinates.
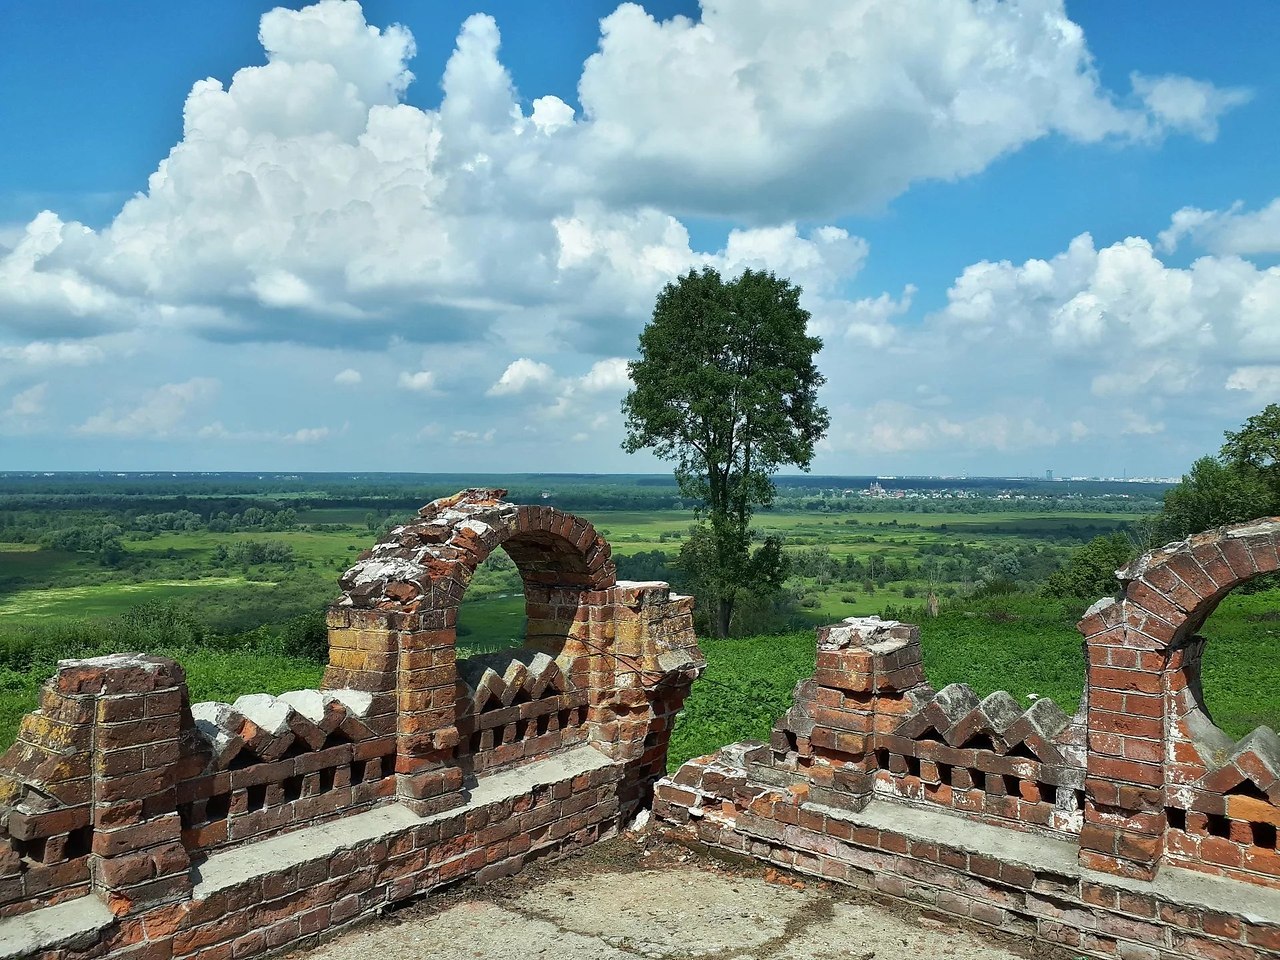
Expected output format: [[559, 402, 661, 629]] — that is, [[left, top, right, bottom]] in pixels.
[[0, 895, 114, 960], [193, 744, 618, 898], [303, 851, 1032, 960]]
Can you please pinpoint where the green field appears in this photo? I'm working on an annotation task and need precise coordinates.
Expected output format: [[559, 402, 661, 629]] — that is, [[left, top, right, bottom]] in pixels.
[[0, 577, 278, 619], [667, 588, 1280, 768], [2, 486, 1277, 771]]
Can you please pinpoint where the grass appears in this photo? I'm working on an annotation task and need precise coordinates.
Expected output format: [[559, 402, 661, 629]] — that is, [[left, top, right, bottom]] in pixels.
[[2, 503, 1274, 777], [668, 631, 816, 768], [666, 587, 1280, 771], [0, 577, 277, 620]]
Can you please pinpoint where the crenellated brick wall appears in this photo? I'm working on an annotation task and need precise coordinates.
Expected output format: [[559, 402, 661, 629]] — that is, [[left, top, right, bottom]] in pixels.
[[0, 490, 704, 960], [7, 501, 1280, 960], [655, 518, 1280, 960]]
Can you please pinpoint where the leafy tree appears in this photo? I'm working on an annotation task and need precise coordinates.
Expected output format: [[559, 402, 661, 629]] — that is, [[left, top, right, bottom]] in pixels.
[[1152, 456, 1272, 543], [1041, 533, 1136, 600], [1151, 405, 1280, 543], [623, 266, 829, 637], [1222, 403, 1280, 488]]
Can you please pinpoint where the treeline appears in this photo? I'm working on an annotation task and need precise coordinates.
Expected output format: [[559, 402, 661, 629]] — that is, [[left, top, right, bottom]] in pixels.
[[771, 495, 1161, 515]]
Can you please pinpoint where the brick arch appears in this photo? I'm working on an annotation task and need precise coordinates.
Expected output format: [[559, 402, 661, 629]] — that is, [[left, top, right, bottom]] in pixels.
[[1075, 518, 1280, 882], [321, 489, 638, 813], [333, 488, 615, 613]]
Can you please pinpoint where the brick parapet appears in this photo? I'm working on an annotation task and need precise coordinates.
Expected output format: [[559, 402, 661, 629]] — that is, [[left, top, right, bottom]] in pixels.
[[9, 745, 624, 960], [653, 518, 1280, 957], [0, 492, 705, 960], [656, 750, 1280, 960]]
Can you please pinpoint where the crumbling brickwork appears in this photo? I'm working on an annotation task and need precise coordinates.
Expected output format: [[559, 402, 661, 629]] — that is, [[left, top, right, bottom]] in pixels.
[[655, 518, 1280, 960], [0, 490, 703, 960]]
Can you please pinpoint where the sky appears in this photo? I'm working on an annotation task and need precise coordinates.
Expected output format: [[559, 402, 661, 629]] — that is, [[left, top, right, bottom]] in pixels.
[[1, 1, 1278, 477]]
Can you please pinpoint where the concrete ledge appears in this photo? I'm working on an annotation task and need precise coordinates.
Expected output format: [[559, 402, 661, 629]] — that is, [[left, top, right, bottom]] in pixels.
[[657, 755, 1280, 960], [824, 796, 1280, 923], [195, 744, 618, 898], [810, 797, 1079, 877], [0, 896, 114, 960]]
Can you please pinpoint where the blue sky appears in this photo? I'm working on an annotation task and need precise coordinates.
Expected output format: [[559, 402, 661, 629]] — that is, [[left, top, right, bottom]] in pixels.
[[1, 1, 1278, 476]]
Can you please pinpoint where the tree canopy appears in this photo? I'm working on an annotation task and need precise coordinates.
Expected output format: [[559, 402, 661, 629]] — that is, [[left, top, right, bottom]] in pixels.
[[622, 266, 829, 636], [1151, 404, 1280, 543]]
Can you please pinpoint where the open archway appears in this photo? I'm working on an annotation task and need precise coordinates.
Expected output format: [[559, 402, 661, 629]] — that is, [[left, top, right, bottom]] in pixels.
[[1076, 518, 1280, 883], [318, 489, 705, 816]]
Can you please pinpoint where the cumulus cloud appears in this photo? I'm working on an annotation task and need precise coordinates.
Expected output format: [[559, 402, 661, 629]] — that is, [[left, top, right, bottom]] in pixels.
[[487, 358, 556, 396], [0, 0, 1242, 355], [575, 1, 1244, 219], [937, 232, 1280, 374], [334, 368, 362, 386], [78, 378, 219, 437], [1226, 366, 1280, 400], [578, 358, 630, 393], [4, 383, 47, 421], [397, 370, 437, 393], [1159, 198, 1280, 256], [1132, 73, 1251, 143], [816, 222, 1280, 464]]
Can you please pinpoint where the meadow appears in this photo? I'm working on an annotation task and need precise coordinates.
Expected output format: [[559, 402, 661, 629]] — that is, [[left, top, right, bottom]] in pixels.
[[0, 473, 1276, 770]]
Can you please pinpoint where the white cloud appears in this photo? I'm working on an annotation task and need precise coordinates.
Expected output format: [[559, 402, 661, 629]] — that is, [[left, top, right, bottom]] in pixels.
[[1119, 411, 1166, 436], [827, 401, 1060, 455], [0, 340, 104, 367], [0, 0, 1241, 354], [1226, 366, 1280, 400], [197, 420, 333, 443], [1159, 198, 1280, 256], [812, 285, 915, 348], [5, 383, 47, 420], [79, 378, 218, 437], [487, 358, 556, 396], [578, 358, 630, 393], [451, 428, 495, 445], [397, 370, 437, 393], [937, 232, 1280, 378], [1132, 73, 1251, 143], [284, 426, 330, 443], [334, 368, 362, 386]]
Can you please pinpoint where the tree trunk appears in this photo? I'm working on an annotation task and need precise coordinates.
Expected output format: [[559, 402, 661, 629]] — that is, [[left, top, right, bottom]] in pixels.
[[714, 595, 734, 639]]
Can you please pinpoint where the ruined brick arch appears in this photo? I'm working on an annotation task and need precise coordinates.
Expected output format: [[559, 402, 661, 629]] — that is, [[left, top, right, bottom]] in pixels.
[[319, 489, 703, 813], [1075, 518, 1280, 882], [333, 487, 616, 611]]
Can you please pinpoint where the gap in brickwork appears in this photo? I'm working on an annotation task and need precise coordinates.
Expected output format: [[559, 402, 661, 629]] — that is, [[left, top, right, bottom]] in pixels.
[[1194, 583, 1280, 741], [456, 548, 527, 656]]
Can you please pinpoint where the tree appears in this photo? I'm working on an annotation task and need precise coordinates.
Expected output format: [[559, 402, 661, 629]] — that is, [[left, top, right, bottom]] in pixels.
[[1151, 404, 1280, 543], [622, 266, 829, 637], [1041, 533, 1136, 600]]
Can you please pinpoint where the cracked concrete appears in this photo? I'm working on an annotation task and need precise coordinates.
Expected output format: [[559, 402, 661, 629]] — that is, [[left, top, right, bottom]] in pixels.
[[298, 840, 1044, 960]]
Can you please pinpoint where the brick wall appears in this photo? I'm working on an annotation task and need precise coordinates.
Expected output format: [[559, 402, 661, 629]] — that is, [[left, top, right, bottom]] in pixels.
[[655, 518, 1280, 960], [0, 490, 704, 960]]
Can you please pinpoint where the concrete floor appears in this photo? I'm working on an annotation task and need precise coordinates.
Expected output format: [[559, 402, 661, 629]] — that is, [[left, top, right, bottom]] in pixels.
[[299, 839, 1046, 960]]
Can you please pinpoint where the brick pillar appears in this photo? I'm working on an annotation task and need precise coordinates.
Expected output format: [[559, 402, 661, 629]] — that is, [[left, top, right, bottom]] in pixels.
[[808, 617, 928, 812], [593, 582, 704, 818], [55, 654, 192, 915], [324, 604, 464, 815], [1077, 599, 1168, 880], [393, 609, 464, 815]]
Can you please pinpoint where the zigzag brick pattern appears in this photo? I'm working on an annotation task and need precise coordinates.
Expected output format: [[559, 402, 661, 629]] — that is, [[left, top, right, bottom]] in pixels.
[[0, 490, 705, 960], [655, 518, 1280, 960]]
